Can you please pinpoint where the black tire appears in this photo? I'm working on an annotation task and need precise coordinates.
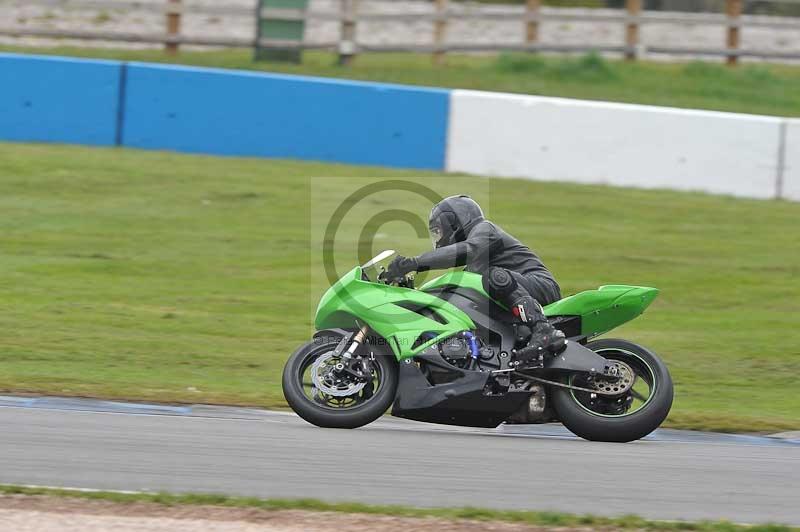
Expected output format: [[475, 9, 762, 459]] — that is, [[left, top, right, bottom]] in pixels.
[[282, 334, 398, 429], [551, 339, 673, 443]]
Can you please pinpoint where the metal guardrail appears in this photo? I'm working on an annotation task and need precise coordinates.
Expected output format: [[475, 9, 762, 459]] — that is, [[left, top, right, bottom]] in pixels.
[[0, 0, 799, 64]]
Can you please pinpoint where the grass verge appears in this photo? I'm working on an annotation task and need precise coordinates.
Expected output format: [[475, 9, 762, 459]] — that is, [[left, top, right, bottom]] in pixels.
[[0, 143, 798, 432], [0, 484, 795, 531], [2, 45, 800, 117]]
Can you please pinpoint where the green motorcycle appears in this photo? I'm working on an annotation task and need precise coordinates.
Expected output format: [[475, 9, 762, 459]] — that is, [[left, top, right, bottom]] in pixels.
[[283, 250, 673, 442]]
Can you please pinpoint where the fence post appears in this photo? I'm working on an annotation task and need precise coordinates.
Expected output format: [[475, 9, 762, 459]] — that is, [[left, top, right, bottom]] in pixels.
[[525, 0, 541, 48], [433, 0, 448, 66], [338, 0, 358, 66], [625, 0, 641, 61], [726, 0, 743, 66], [165, 0, 181, 55]]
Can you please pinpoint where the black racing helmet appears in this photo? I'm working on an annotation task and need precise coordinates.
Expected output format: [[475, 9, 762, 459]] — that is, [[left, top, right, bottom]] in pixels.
[[428, 195, 485, 249]]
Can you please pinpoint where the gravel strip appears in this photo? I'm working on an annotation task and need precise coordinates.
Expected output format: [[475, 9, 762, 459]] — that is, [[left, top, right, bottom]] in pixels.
[[0, 495, 595, 532]]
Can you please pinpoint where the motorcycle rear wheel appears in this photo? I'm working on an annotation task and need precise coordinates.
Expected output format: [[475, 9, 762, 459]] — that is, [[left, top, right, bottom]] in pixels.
[[282, 333, 398, 429], [551, 339, 673, 442]]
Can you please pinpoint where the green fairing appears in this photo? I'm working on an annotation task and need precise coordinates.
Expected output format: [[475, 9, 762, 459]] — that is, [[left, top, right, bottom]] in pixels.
[[419, 270, 497, 303], [316, 268, 659, 360], [544, 284, 660, 338], [419, 272, 659, 339], [315, 267, 476, 360]]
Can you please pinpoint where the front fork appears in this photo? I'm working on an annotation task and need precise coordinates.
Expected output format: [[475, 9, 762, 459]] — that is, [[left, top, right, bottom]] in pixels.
[[333, 325, 372, 382], [344, 325, 369, 356]]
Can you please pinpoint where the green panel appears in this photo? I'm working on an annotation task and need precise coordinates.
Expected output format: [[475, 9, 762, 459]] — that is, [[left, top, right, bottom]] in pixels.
[[314, 267, 476, 360], [419, 270, 503, 305], [544, 285, 660, 338], [255, 0, 309, 63], [262, 0, 309, 8], [260, 20, 305, 41]]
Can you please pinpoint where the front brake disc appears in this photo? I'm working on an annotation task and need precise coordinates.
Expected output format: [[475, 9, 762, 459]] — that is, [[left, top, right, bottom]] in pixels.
[[311, 352, 368, 397]]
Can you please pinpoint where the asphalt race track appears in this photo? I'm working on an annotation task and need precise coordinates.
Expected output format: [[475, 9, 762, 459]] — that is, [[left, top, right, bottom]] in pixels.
[[1, 396, 798, 526]]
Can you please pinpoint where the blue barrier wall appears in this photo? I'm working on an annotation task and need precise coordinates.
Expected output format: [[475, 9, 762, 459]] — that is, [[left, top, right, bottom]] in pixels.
[[0, 53, 795, 201], [122, 63, 450, 169], [0, 54, 449, 170], [0, 54, 121, 146]]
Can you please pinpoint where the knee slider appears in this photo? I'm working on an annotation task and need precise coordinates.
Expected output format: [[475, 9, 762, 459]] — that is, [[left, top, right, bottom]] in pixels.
[[483, 267, 517, 299]]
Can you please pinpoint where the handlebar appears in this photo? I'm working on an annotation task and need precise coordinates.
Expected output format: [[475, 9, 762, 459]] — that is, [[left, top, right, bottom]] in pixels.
[[377, 269, 414, 289]]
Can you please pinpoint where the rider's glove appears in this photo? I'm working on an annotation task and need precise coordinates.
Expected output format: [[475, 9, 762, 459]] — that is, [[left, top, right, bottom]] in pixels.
[[387, 256, 418, 279]]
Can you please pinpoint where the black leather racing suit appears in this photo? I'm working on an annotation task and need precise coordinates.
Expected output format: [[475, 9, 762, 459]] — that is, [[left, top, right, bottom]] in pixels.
[[415, 219, 561, 306]]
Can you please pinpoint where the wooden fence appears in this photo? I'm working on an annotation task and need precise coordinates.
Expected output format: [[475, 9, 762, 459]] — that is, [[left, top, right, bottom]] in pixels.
[[1, 0, 800, 65]]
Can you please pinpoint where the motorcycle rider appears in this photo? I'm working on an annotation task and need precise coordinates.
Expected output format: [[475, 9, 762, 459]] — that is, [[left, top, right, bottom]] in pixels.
[[386, 195, 566, 368]]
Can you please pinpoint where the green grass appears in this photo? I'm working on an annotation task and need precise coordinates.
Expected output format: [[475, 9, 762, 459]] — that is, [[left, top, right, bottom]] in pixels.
[[0, 143, 799, 432], [0, 484, 795, 531], [4, 45, 800, 117]]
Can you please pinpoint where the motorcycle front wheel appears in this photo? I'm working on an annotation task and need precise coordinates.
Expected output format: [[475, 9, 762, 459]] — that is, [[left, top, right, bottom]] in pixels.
[[282, 333, 398, 429], [551, 339, 674, 442]]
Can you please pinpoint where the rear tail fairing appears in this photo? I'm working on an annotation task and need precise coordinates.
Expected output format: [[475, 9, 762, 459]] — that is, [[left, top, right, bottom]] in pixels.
[[544, 285, 660, 338]]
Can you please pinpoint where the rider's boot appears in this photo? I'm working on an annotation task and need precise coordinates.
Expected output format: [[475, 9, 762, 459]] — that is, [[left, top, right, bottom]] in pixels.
[[510, 296, 566, 370]]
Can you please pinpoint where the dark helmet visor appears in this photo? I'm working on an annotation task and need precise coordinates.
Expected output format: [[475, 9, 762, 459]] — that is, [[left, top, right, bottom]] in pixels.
[[429, 223, 444, 249]]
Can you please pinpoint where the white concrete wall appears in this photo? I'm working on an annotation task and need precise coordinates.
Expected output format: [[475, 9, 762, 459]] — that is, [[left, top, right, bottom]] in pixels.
[[447, 90, 784, 200], [783, 119, 800, 201]]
